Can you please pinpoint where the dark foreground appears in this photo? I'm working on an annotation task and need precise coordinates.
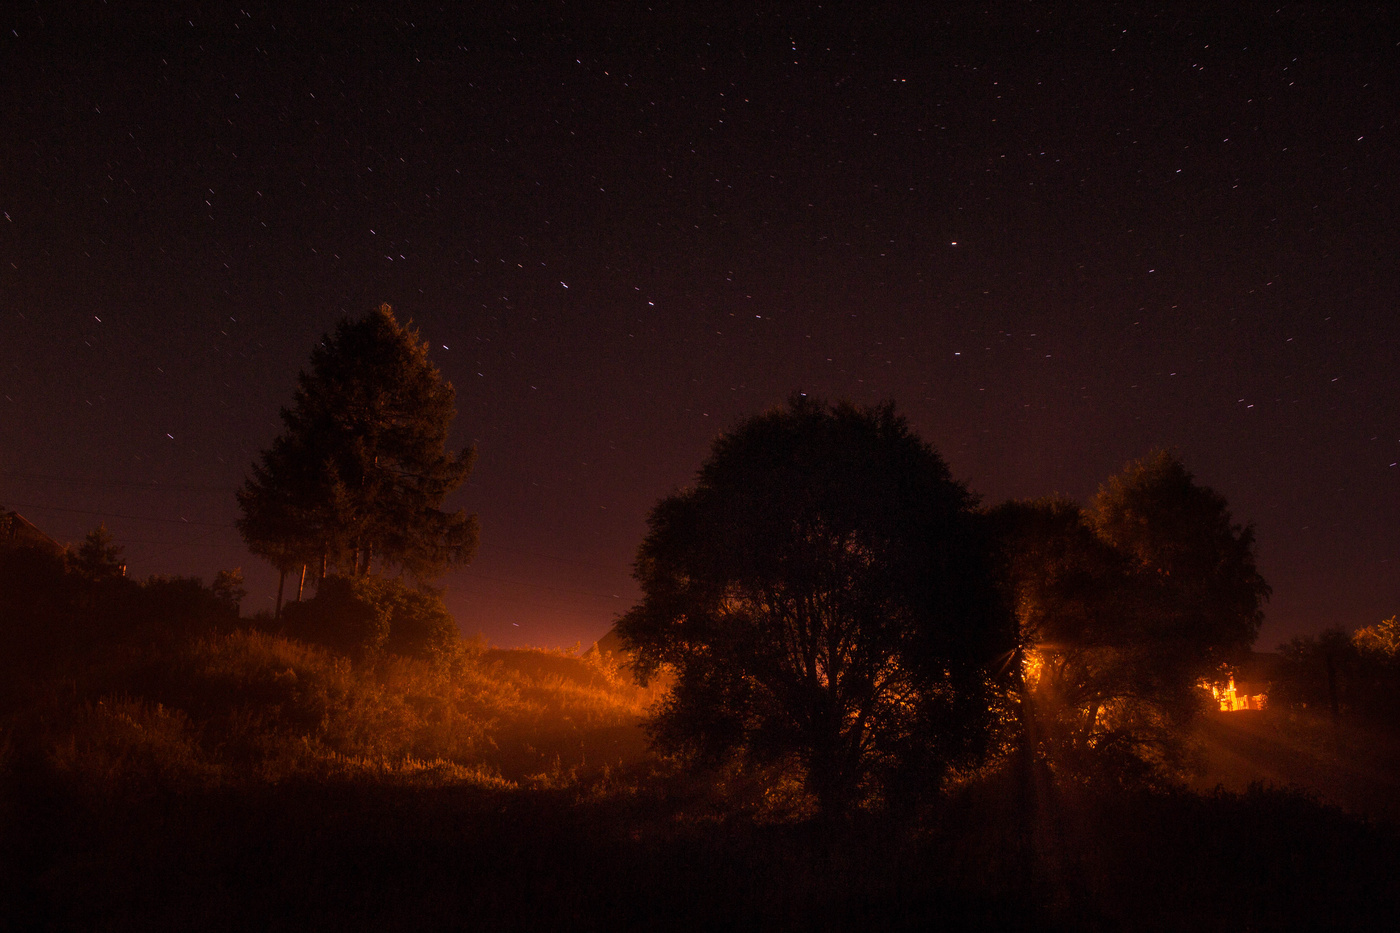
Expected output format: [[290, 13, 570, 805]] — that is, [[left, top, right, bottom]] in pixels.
[[4, 767, 1397, 933]]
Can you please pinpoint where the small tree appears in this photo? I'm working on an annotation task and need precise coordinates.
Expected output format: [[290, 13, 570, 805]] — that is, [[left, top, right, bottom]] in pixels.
[[212, 568, 248, 617], [69, 524, 126, 582], [618, 397, 1013, 814], [238, 304, 479, 615]]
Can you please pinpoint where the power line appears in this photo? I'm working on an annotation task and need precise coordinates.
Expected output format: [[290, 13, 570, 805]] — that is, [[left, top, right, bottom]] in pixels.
[[0, 469, 234, 493], [6, 502, 233, 528], [454, 570, 625, 602], [4, 472, 631, 574], [485, 540, 628, 574], [9, 504, 633, 603]]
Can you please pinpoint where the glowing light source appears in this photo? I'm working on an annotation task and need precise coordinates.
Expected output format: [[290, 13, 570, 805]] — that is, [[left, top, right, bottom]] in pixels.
[[1206, 675, 1266, 712]]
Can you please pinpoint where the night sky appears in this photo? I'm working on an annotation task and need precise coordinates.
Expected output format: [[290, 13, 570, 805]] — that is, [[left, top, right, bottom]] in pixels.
[[3, 3, 1397, 650]]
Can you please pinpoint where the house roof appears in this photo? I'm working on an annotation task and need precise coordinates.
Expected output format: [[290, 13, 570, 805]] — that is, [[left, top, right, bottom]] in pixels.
[[0, 509, 66, 558]]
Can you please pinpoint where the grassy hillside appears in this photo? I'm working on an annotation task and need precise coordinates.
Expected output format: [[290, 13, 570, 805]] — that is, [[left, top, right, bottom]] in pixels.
[[2, 626, 659, 795], [3, 612, 1400, 929], [1190, 707, 1400, 826]]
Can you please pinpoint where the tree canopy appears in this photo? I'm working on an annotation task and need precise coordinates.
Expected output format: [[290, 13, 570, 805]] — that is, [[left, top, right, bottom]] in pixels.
[[237, 305, 478, 600], [1090, 450, 1269, 667], [617, 397, 1014, 814], [1275, 616, 1400, 728], [70, 524, 127, 583], [993, 451, 1270, 782]]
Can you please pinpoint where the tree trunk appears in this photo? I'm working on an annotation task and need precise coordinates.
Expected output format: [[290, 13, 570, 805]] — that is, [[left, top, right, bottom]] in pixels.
[[1325, 650, 1342, 749], [297, 563, 307, 601], [275, 568, 286, 620]]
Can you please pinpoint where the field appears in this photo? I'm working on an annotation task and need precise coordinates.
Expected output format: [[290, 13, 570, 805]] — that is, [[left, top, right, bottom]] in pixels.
[[1191, 706, 1400, 826], [3, 625, 1400, 931]]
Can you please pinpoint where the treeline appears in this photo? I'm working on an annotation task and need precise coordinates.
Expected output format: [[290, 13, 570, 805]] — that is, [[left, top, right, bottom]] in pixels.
[[0, 522, 240, 679], [1272, 616, 1400, 727], [619, 396, 1272, 815], [0, 516, 464, 679]]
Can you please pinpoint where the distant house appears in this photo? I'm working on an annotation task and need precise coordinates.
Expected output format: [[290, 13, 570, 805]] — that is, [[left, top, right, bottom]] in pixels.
[[1209, 651, 1279, 712], [0, 509, 65, 558], [1212, 675, 1267, 711]]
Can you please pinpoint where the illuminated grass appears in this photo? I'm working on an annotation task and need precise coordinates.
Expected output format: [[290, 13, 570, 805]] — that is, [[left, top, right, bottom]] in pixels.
[[11, 627, 658, 791]]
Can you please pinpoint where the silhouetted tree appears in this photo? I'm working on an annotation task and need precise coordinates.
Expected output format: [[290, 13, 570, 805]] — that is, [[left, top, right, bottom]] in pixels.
[[212, 568, 247, 617], [1276, 618, 1400, 729], [69, 524, 126, 582], [238, 305, 478, 612], [617, 397, 1013, 814], [1090, 450, 1269, 672], [993, 452, 1270, 783]]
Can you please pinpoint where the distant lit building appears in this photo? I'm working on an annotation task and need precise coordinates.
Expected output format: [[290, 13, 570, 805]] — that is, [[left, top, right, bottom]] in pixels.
[[1211, 675, 1267, 711]]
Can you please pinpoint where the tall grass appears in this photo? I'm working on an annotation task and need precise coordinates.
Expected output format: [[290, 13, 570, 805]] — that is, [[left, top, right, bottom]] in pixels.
[[5, 612, 1400, 929], [5, 626, 659, 793]]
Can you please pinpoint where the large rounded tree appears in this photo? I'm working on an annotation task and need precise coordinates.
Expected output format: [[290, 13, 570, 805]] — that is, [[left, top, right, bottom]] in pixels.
[[618, 397, 1013, 814], [993, 451, 1270, 782]]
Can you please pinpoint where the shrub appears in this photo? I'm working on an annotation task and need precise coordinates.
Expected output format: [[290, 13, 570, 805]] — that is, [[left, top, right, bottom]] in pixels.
[[283, 574, 459, 658], [133, 575, 230, 636], [284, 575, 392, 653]]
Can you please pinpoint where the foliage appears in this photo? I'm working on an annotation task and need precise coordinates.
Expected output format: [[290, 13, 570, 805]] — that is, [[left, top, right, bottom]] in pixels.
[[3, 624, 655, 793], [0, 537, 84, 676], [0, 527, 242, 691], [1274, 618, 1400, 725], [618, 396, 1014, 814], [993, 452, 1270, 784], [1090, 450, 1270, 669], [282, 573, 460, 659], [1354, 615, 1400, 660], [212, 568, 247, 616], [237, 304, 478, 586], [68, 523, 126, 582], [135, 575, 233, 635]]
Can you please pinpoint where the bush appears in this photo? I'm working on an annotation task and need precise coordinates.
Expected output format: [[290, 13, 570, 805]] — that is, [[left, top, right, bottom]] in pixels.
[[133, 575, 231, 636], [1, 538, 233, 688], [283, 574, 458, 659], [0, 543, 78, 673]]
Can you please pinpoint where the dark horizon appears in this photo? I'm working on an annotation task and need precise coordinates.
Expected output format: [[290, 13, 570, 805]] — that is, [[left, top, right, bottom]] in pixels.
[[4, 3, 1398, 650]]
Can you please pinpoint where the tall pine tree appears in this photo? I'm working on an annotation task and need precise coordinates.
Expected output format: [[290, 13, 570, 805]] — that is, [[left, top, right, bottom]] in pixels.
[[238, 305, 478, 613]]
